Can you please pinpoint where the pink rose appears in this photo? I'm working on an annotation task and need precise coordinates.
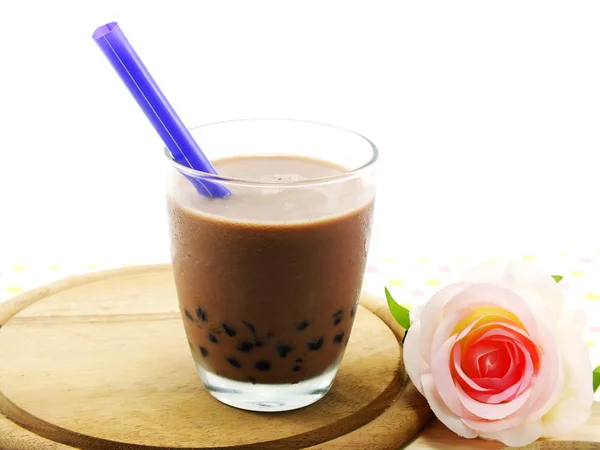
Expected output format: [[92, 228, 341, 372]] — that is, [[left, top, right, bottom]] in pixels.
[[404, 259, 594, 447]]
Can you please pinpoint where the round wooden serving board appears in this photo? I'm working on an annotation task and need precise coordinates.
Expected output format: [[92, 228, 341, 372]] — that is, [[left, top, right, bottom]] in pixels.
[[0, 265, 432, 450]]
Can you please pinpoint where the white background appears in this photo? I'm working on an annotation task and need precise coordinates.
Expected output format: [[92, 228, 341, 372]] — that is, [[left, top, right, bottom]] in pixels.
[[1, 1, 599, 265]]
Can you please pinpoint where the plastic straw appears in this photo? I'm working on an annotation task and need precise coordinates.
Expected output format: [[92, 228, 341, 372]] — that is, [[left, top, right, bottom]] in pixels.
[[92, 22, 230, 198]]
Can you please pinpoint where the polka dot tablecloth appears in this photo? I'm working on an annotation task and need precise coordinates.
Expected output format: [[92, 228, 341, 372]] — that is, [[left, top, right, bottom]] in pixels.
[[0, 254, 599, 401]]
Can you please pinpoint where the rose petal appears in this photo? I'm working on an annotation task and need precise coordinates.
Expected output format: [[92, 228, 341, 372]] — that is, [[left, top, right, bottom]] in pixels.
[[542, 398, 591, 438], [431, 335, 478, 419], [456, 383, 532, 420], [458, 340, 496, 382], [558, 308, 587, 338], [481, 341, 533, 404], [478, 418, 544, 447], [470, 378, 524, 405], [452, 344, 492, 393], [460, 259, 565, 322], [459, 315, 526, 356], [475, 324, 541, 368], [503, 339, 521, 372], [541, 313, 593, 436], [557, 312, 593, 406], [524, 320, 562, 421], [513, 286, 559, 333], [442, 282, 539, 337], [409, 304, 425, 325], [461, 369, 533, 432], [463, 412, 527, 433], [471, 375, 521, 392], [463, 337, 519, 381], [474, 323, 533, 342], [474, 339, 511, 378], [513, 341, 536, 399], [402, 320, 426, 394], [460, 324, 541, 391], [434, 317, 538, 407], [429, 309, 484, 375], [459, 258, 515, 284], [418, 281, 472, 363], [421, 373, 478, 439], [455, 338, 527, 404], [465, 325, 540, 401]]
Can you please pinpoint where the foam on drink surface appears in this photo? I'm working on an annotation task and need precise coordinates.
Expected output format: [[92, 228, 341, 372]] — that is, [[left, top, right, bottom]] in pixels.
[[170, 155, 374, 226]]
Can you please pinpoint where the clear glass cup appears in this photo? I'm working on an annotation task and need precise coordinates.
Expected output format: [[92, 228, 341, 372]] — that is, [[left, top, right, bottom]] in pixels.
[[164, 119, 378, 412]]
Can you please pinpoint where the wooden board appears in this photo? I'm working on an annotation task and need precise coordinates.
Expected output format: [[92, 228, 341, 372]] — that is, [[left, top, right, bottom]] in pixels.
[[0, 265, 597, 450], [0, 265, 431, 449]]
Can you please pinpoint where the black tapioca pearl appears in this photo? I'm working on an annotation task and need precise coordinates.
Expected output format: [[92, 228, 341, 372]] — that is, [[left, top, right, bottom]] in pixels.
[[184, 309, 194, 321], [237, 341, 254, 352], [292, 365, 301, 372], [276, 343, 293, 358], [307, 337, 324, 351], [255, 340, 265, 348], [333, 310, 344, 326], [226, 357, 241, 369], [255, 360, 271, 371], [350, 304, 357, 317], [242, 320, 256, 334], [199, 346, 208, 357], [266, 331, 274, 339], [222, 323, 237, 337], [248, 377, 257, 384], [333, 332, 345, 344], [196, 307, 208, 322], [296, 320, 310, 332], [295, 357, 303, 363], [208, 332, 219, 344]]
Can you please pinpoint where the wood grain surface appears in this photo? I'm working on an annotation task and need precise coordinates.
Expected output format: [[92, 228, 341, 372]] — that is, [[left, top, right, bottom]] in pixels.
[[0, 265, 597, 450], [0, 265, 431, 449]]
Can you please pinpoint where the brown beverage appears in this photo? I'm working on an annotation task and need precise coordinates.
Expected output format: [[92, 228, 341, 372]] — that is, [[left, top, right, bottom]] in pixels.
[[168, 155, 375, 385]]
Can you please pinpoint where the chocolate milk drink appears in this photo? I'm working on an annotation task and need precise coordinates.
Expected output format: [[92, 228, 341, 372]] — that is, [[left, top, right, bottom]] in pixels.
[[169, 155, 375, 385]]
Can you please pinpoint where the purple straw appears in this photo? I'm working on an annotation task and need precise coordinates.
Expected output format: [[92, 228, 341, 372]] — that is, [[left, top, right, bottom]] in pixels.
[[92, 22, 230, 198]]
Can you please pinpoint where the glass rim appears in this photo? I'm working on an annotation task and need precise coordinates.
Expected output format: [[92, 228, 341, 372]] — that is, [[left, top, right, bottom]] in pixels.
[[163, 118, 379, 188]]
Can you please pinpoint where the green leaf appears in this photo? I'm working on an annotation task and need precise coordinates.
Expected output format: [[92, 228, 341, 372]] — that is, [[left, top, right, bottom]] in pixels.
[[385, 287, 411, 330], [594, 365, 600, 393], [551, 275, 563, 283]]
